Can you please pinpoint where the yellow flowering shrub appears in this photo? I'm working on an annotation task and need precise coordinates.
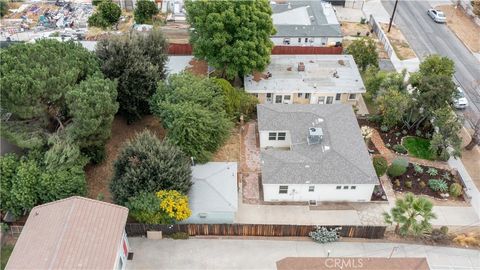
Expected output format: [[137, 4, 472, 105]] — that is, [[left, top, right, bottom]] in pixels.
[[156, 190, 191, 221]]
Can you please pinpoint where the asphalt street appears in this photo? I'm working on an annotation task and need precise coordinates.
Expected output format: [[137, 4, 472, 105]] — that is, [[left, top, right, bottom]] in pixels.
[[382, 0, 480, 125]]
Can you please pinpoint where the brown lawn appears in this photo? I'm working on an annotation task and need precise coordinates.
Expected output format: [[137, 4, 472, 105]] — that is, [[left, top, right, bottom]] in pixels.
[[85, 115, 165, 202], [438, 5, 480, 53], [380, 23, 417, 60]]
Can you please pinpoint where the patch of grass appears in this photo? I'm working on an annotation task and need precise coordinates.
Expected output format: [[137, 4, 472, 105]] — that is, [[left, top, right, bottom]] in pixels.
[[362, 94, 378, 115], [1, 244, 14, 270], [402, 136, 436, 160]]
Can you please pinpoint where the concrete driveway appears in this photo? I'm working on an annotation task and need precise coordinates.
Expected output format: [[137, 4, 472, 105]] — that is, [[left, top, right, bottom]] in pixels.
[[126, 238, 480, 270]]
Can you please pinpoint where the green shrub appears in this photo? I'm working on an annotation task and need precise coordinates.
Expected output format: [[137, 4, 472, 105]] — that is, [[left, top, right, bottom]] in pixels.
[[373, 156, 388, 177], [405, 180, 412, 189], [419, 181, 426, 189], [134, 0, 159, 24], [442, 172, 451, 181], [427, 167, 438, 176], [126, 192, 172, 224], [215, 78, 258, 121], [380, 125, 389, 132], [413, 164, 424, 174], [395, 132, 401, 137], [367, 114, 382, 123], [431, 226, 449, 243], [88, 0, 121, 28], [387, 158, 408, 177], [449, 183, 462, 197], [415, 130, 422, 137], [309, 226, 340, 244], [393, 144, 407, 154], [170, 232, 189, 240], [394, 179, 401, 187], [402, 130, 408, 135], [428, 179, 448, 192]]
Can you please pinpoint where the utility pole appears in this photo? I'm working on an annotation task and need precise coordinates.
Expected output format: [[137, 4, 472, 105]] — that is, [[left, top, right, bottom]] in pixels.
[[388, 0, 399, 33]]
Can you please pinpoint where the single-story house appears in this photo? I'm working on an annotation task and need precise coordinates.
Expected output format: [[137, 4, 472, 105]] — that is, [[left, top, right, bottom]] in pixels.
[[184, 162, 238, 224], [6, 196, 130, 270], [270, 1, 342, 47], [257, 104, 378, 203], [244, 55, 366, 106]]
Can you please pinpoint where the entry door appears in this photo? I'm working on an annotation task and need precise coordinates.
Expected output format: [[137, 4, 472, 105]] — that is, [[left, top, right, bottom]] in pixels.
[[326, 96, 334, 104], [275, 95, 283, 103]]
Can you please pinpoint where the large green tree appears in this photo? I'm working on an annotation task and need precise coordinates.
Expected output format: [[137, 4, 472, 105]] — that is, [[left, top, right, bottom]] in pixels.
[[96, 29, 168, 122], [383, 193, 436, 237], [110, 130, 192, 205], [0, 152, 87, 217], [430, 107, 462, 159], [376, 88, 411, 128], [151, 73, 233, 163], [185, 0, 275, 78], [88, 0, 122, 28], [0, 40, 117, 161], [345, 37, 378, 72], [134, 0, 158, 24]]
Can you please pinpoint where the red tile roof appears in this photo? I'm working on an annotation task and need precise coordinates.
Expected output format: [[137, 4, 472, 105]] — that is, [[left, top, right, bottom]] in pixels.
[[6, 196, 128, 270]]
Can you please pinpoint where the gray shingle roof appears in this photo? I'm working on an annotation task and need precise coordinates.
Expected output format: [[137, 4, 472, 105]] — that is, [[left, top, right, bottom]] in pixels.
[[271, 1, 342, 38], [258, 104, 378, 185]]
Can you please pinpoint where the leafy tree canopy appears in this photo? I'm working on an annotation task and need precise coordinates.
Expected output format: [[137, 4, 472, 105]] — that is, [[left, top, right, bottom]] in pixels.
[[185, 0, 275, 78], [417, 54, 455, 79], [151, 73, 233, 163], [215, 78, 258, 120], [0, 40, 118, 162], [96, 29, 168, 122], [88, 0, 122, 28], [110, 130, 192, 205], [414, 75, 456, 113], [134, 0, 159, 24], [0, 152, 87, 217], [376, 88, 411, 128], [345, 37, 378, 72]]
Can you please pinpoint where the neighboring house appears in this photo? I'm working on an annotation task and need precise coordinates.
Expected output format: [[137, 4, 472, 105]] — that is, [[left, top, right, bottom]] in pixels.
[[257, 104, 378, 203], [184, 162, 238, 224], [270, 1, 342, 47], [166, 55, 210, 76], [244, 55, 366, 106], [6, 197, 130, 270]]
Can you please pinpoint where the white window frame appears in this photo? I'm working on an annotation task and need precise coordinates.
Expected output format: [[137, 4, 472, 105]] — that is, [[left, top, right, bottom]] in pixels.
[[268, 132, 277, 141], [308, 186, 315, 192], [279, 185, 288, 194], [343, 186, 349, 189], [277, 132, 286, 141], [335, 93, 341, 101], [336, 186, 341, 189], [351, 186, 357, 190], [298, 93, 303, 98], [348, 93, 357, 100], [305, 93, 311, 99], [326, 96, 334, 104]]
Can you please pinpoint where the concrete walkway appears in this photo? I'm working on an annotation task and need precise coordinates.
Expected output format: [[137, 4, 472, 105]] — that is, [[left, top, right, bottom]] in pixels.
[[126, 238, 480, 270]]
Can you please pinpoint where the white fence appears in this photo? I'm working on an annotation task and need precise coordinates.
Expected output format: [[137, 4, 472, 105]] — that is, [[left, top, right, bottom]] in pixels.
[[368, 14, 394, 59]]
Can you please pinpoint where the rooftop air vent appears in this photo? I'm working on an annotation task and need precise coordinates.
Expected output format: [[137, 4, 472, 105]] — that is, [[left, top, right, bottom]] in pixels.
[[298, 62, 305, 72], [307, 127, 323, 145]]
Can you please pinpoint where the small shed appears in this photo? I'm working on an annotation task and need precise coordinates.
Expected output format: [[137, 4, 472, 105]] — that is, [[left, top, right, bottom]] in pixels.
[[6, 196, 129, 270], [185, 162, 238, 224]]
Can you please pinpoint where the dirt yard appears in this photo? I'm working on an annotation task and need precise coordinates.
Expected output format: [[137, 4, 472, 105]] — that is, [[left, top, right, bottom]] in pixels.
[[380, 23, 417, 60], [438, 5, 480, 52], [212, 126, 241, 162], [85, 115, 165, 202], [341, 21, 389, 59]]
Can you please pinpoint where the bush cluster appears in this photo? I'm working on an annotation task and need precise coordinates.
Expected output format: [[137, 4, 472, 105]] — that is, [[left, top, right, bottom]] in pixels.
[[387, 158, 409, 177], [88, 0, 121, 28], [449, 183, 462, 197], [393, 144, 408, 154], [309, 226, 341, 244], [428, 179, 448, 193], [373, 156, 388, 177]]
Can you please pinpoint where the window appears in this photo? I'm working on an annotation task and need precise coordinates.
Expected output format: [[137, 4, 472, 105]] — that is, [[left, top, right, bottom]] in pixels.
[[298, 38, 301, 43], [351, 186, 357, 190], [335, 93, 341, 100], [305, 93, 311, 99], [305, 38, 308, 43], [278, 132, 286, 141], [283, 38, 290, 45], [336, 186, 341, 189], [269, 132, 277, 140], [326, 96, 333, 104], [266, 93, 272, 98], [298, 93, 303, 98], [309, 38, 314, 43], [284, 95, 291, 101], [343, 186, 349, 189], [308, 186, 315, 192], [348, 94, 357, 100], [318, 96, 325, 104], [279, 185, 288, 194], [275, 95, 283, 103]]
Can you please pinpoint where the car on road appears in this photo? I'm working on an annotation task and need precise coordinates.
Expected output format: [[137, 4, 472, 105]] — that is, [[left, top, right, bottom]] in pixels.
[[453, 86, 468, 109], [427, 9, 446, 23]]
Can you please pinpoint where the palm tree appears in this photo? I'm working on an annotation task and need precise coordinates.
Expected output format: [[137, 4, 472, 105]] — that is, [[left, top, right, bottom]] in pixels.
[[383, 193, 437, 237]]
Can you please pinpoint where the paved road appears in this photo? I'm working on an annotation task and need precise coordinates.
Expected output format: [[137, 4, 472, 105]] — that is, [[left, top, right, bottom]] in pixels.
[[382, 0, 480, 126], [127, 238, 480, 270]]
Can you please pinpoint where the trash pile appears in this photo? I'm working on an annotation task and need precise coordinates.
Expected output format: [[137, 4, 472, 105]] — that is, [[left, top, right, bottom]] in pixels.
[[2, 2, 93, 33]]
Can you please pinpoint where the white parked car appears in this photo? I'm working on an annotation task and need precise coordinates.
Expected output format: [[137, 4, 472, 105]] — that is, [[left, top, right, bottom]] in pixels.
[[427, 9, 446, 23], [453, 87, 468, 109]]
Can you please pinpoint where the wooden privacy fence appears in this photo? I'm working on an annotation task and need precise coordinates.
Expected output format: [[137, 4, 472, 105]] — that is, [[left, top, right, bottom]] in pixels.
[[167, 43, 343, 56], [125, 223, 386, 239]]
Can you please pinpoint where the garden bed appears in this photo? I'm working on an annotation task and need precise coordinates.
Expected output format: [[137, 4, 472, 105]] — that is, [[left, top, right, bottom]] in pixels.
[[371, 184, 388, 201], [390, 163, 464, 201]]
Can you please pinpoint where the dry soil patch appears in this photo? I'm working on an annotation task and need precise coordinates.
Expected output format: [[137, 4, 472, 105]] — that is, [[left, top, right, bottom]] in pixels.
[[380, 23, 417, 60], [438, 5, 480, 52]]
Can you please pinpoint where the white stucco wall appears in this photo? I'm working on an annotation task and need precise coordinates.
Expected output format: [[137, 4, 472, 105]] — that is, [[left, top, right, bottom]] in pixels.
[[271, 37, 343, 46], [259, 131, 292, 149], [263, 184, 375, 202]]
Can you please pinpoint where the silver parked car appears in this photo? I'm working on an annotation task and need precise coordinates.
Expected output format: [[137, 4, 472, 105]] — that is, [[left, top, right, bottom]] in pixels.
[[427, 9, 446, 23], [453, 87, 469, 109]]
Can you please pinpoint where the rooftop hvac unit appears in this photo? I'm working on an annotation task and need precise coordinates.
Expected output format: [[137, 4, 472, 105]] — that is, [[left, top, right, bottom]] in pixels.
[[307, 127, 323, 145]]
